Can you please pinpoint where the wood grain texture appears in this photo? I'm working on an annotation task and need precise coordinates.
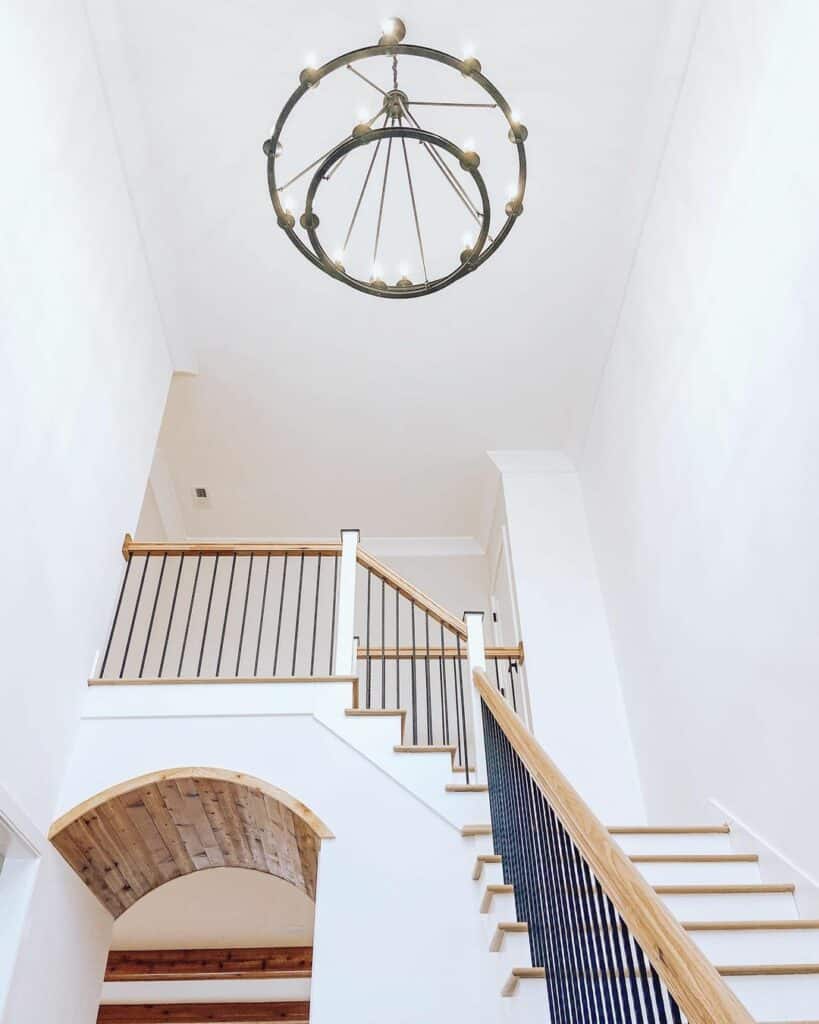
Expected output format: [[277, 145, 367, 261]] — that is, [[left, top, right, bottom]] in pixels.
[[474, 668, 756, 1024], [51, 769, 330, 918], [123, 536, 340, 560], [105, 947, 312, 981], [356, 645, 524, 662], [97, 1002, 310, 1022]]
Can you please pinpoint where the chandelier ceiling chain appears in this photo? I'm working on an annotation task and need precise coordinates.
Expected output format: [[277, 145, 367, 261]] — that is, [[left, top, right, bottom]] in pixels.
[[264, 17, 528, 299]]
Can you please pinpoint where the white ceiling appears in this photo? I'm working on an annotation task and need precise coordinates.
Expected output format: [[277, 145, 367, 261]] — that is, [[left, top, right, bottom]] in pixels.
[[89, 0, 699, 540]]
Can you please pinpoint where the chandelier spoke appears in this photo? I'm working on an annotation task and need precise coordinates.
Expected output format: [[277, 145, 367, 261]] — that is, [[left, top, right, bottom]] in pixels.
[[346, 64, 387, 96], [399, 136, 429, 285], [342, 113, 389, 252], [401, 103, 493, 242], [373, 120, 395, 266], [408, 100, 497, 109]]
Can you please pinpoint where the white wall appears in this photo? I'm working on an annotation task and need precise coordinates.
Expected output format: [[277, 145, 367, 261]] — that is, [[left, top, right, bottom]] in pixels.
[[490, 452, 645, 822], [56, 684, 505, 1024], [0, 0, 172, 1016], [581, 1, 819, 870]]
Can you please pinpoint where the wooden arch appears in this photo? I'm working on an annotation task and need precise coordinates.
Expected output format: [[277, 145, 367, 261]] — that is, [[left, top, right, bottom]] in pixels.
[[48, 767, 333, 918]]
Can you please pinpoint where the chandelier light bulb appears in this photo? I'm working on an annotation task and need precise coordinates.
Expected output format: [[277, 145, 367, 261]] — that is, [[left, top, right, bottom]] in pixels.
[[304, 52, 318, 69], [511, 109, 522, 125], [462, 231, 475, 247], [506, 182, 518, 199], [463, 41, 476, 58], [370, 262, 383, 281], [357, 106, 371, 122], [399, 261, 410, 278], [463, 137, 476, 152], [333, 248, 346, 263]]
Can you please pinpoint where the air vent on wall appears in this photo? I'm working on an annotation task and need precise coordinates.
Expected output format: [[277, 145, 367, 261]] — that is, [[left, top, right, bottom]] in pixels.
[[194, 487, 208, 499], [192, 487, 210, 506]]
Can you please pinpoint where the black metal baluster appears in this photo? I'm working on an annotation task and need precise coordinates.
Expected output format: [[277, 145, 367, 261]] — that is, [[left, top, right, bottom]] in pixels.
[[215, 553, 236, 677], [395, 587, 401, 709], [254, 554, 271, 677], [178, 554, 202, 677], [494, 656, 503, 693], [197, 555, 220, 677], [139, 552, 167, 678], [120, 554, 149, 678], [455, 633, 470, 784], [424, 612, 432, 744], [328, 554, 338, 675], [509, 657, 519, 712], [453, 651, 463, 766], [99, 555, 133, 679], [272, 553, 288, 675], [618, 908, 650, 1022], [381, 576, 386, 708], [291, 552, 305, 675], [236, 554, 254, 676], [158, 554, 184, 679], [578, 857, 618, 1022], [529, 766, 572, 1022], [635, 941, 665, 1023], [365, 568, 372, 707], [439, 623, 448, 744], [410, 599, 417, 742], [593, 877, 630, 1020], [555, 826, 596, 1020], [542, 801, 584, 1020], [309, 555, 321, 675], [604, 889, 637, 1020]]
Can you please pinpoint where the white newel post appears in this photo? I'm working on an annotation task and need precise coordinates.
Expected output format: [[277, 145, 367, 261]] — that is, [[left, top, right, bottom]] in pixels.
[[333, 528, 360, 676], [463, 611, 487, 783]]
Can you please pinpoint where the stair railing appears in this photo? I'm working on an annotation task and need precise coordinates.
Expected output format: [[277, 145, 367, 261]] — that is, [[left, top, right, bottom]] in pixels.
[[474, 668, 755, 1023]]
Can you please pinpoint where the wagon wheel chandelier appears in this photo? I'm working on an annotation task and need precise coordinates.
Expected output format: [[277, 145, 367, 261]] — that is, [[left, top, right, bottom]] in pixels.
[[263, 17, 528, 299]]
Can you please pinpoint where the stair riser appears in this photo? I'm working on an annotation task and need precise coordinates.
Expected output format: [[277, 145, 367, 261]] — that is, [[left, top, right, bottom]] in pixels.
[[659, 891, 797, 922], [488, 931, 534, 982], [634, 861, 761, 885], [474, 861, 506, 893], [725, 973, 819, 1019], [690, 927, 819, 964], [613, 834, 732, 856]]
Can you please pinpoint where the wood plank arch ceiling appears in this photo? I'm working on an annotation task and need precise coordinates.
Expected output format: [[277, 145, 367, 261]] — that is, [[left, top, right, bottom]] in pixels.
[[48, 768, 332, 918]]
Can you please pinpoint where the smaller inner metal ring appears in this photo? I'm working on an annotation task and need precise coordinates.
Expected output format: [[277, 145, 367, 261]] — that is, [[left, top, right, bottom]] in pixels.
[[302, 126, 491, 299]]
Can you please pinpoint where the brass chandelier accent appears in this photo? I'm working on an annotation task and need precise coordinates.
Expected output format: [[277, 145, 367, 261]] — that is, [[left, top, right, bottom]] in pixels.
[[264, 18, 528, 299]]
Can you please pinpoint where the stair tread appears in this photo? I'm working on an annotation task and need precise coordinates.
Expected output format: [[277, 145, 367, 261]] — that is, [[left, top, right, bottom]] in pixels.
[[631, 854, 757, 863], [445, 783, 488, 792], [461, 824, 492, 837], [501, 967, 546, 997], [655, 883, 794, 895], [610, 825, 730, 835], [346, 708, 406, 716], [472, 854, 502, 880], [480, 883, 514, 913], [719, 964, 819, 976], [684, 920, 819, 931], [393, 744, 455, 753]]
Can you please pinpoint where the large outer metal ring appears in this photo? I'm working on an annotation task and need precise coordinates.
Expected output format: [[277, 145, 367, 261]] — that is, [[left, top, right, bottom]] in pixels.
[[266, 42, 527, 291], [303, 126, 490, 299]]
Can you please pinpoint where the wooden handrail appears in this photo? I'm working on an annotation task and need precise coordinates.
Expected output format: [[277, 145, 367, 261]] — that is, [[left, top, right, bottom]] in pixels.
[[474, 669, 755, 1024], [122, 534, 342, 560], [355, 548, 467, 638], [357, 644, 524, 662]]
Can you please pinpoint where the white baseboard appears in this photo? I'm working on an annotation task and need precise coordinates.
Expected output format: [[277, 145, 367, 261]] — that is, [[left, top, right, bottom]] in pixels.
[[708, 796, 819, 918]]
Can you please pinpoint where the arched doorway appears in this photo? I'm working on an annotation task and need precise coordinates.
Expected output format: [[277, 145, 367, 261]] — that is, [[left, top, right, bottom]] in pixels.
[[48, 766, 332, 917]]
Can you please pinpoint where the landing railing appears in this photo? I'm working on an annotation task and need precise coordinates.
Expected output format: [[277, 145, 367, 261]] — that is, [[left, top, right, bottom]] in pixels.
[[96, 531, 525, 779], [476, 669, 755, 1024]]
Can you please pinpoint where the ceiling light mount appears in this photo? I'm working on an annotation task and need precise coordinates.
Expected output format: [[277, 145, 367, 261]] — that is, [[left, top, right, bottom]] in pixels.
[[264, 18, 528, 298]]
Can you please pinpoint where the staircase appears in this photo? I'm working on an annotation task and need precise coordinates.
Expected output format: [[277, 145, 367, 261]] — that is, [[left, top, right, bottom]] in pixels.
[[55, 532, 819, 1023]]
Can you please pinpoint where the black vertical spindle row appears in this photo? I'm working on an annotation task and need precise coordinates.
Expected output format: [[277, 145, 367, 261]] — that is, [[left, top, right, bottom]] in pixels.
[[101, 550, 341, 682], [481, 695, 687, 1023]]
